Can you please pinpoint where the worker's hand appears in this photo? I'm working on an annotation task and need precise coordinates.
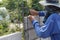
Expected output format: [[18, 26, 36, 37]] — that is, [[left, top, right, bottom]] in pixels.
[[28, 15, 35, 22], [29, 9, 38, 16]]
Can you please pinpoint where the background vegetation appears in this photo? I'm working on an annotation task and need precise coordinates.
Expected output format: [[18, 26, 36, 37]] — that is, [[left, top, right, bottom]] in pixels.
[[0, 0, 44, 38]]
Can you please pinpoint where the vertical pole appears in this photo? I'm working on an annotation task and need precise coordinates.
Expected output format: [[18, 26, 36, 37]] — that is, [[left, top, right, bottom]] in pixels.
[[17, 0, 21, 32], [21, 0, 25, 40], [17, 0, 20, 23], [17, 0, 22, 31], [21, 0, 30, 40]]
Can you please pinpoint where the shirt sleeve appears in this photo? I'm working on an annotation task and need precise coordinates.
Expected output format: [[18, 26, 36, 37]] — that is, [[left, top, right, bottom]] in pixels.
[[32, 14, 54, 38], [38, 11, 46, 16]]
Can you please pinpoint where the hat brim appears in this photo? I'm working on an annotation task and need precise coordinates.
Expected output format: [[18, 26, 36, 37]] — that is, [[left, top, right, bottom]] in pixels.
[[39, 1, 60, 7]]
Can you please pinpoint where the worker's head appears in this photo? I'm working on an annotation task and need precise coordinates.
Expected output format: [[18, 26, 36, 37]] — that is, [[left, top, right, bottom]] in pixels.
[[45, 5, 60, 13], [39, 0, 60, 13], [44, 5, 60, 23]]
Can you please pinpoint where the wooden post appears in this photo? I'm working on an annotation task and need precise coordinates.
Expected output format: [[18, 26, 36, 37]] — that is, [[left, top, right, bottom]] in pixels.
[[24, 16, 51, 40], [24, 16, 41, 40]]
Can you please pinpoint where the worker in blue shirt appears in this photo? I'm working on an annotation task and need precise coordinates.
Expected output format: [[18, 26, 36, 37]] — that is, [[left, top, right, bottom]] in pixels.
[[28, 0, 60, 40]]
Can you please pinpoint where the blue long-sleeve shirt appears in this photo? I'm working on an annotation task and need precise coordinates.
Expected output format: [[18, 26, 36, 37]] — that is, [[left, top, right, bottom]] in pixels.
[[32, 11, 60, 40]]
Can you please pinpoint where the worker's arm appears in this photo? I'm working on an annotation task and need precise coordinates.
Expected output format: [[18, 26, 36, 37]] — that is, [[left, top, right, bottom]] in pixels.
[[32, 14, 54, 38]]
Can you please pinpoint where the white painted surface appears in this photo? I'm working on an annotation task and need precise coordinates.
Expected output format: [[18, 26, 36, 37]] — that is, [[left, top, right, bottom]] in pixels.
[[0, 32, 22, 40]]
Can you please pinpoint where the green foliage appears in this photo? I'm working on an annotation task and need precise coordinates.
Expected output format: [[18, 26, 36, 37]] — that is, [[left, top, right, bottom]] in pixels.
[[0, 3, 3, 6], [21, 1, 29, 16], [0, 20, 9, 36], [0, 0, 44, 37], [9, 11, 18, 23], [0, 24, 3, 29], [32, 0, 44, 11], [6, 0, 16, 11], [1, 21, 9, 28], [21, 0, 44, 17]]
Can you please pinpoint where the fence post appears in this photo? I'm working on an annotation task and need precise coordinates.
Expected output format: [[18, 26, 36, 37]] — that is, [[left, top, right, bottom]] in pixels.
[[24, 16, 41, 40]]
